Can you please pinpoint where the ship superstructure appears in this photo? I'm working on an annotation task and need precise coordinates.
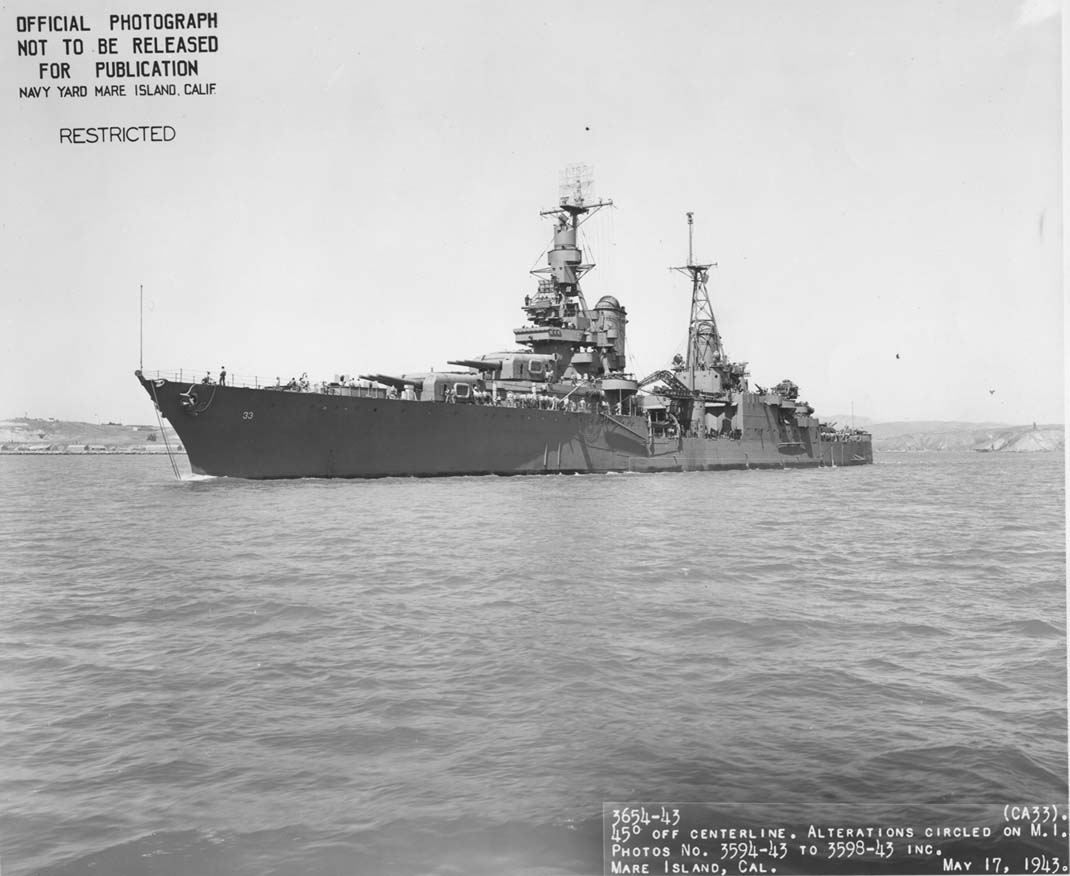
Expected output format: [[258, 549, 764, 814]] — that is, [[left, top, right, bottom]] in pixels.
[[135, 176, 872, 478], [445, 172, 635, 411]]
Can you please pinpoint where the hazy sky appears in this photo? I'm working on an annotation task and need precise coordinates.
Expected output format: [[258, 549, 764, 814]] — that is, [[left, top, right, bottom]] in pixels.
[[1, 0, 1062, 425]]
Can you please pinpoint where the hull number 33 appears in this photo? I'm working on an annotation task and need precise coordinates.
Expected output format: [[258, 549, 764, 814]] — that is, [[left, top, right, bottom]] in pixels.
[[242, 411, 255, 420]]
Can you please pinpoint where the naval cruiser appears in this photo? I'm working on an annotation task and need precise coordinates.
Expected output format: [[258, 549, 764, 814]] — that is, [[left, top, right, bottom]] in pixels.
[[135, 179, 873, 478]]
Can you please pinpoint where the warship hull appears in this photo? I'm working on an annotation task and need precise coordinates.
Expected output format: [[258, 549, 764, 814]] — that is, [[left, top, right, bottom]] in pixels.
[[138, 375, 873, 479]]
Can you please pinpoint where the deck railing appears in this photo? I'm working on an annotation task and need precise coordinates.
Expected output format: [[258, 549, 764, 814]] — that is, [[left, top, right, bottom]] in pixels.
[[141, 369, 291, 390], [143, 369, 409, 399]]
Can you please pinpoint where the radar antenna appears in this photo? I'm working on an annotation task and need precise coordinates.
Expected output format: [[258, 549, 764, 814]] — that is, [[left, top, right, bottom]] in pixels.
[[559, 163, 594, 208]]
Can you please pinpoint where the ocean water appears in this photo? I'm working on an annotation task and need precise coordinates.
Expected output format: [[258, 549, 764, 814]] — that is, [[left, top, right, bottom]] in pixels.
[[1, 451, 1065, 875]]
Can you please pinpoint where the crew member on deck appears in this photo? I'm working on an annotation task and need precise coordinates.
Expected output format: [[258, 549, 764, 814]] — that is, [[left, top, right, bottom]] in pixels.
[[220, 367, 227, 386]]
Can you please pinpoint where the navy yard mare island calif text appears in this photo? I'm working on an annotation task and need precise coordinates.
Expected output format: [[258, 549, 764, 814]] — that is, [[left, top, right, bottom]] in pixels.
[[136, 176, 873, 478]]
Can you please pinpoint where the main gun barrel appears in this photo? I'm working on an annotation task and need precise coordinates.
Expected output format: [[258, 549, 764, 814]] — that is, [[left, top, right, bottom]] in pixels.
[[447, 359, 503, 372]]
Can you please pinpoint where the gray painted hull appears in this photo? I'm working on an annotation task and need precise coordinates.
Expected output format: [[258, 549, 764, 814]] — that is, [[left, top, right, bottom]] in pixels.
[[139, 376, 873, 479]]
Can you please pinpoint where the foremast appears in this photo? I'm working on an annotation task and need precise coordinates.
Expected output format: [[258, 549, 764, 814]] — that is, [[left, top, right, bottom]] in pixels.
[[532, 175, 610, 323], [513, 169, 628, 380]]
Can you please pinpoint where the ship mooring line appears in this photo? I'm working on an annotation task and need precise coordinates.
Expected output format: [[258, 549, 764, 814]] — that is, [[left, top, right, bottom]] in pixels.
[[149, 381, 182, 480]]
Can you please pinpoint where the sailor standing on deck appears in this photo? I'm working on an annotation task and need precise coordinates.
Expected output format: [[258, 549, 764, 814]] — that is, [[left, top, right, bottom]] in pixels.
[[219, 366, 227, 386]]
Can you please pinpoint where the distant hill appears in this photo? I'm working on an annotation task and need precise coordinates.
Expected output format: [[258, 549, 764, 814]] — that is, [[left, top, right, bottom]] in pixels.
[[872, 423, 1063, 453], [864, 420, 1010, 440], [0, 417, 183, 453], [972, 426, 1064, 453]]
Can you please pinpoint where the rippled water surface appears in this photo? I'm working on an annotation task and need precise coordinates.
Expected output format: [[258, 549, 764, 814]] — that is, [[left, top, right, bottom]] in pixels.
[[1, 452, 1065, 875]]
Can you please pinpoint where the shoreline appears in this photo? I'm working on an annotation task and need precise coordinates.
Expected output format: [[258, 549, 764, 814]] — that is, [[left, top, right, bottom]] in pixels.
[[1, 448, 187, 455]]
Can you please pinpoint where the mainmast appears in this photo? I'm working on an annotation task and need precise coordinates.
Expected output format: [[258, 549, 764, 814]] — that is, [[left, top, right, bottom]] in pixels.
[[671, 212, 725, 394]]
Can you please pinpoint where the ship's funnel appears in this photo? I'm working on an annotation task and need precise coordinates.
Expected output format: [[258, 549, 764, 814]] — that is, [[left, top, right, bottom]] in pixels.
[[593, 295, 628, 372]]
